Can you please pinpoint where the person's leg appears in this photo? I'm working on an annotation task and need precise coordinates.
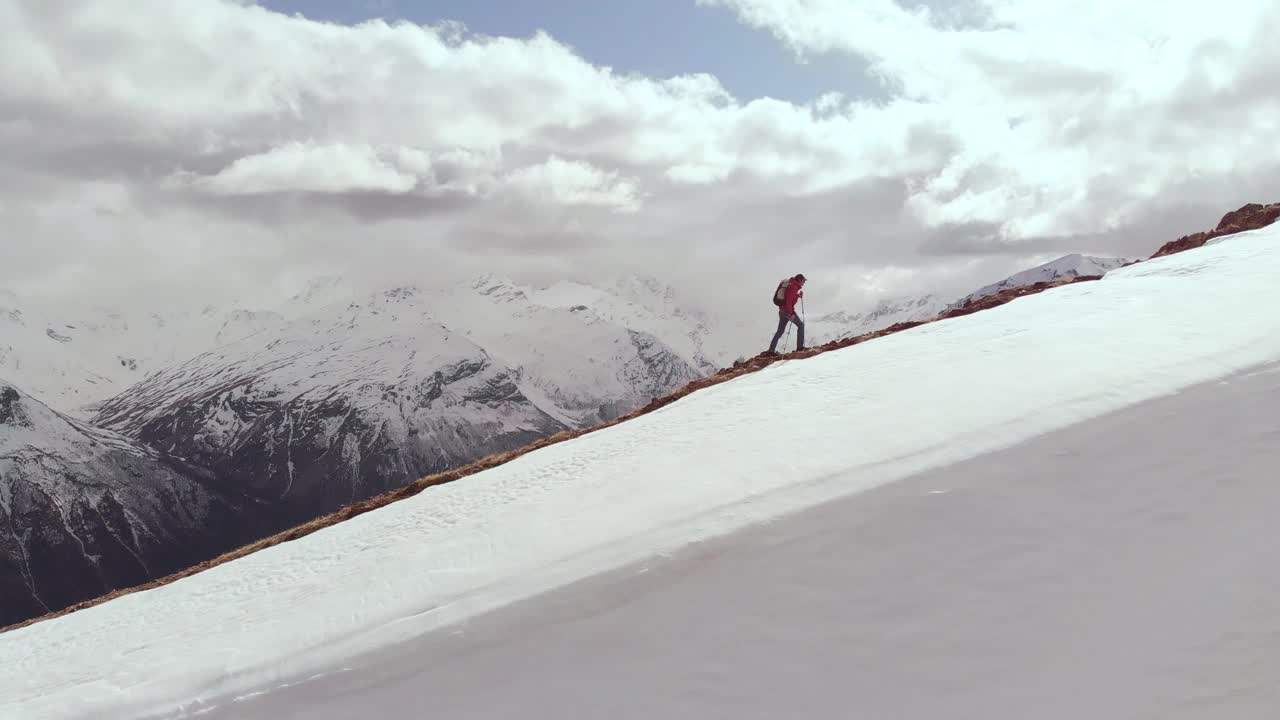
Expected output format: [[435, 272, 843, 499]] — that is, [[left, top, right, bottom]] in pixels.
[[768, 311, 788, 352], [794, 314, 805, 350]]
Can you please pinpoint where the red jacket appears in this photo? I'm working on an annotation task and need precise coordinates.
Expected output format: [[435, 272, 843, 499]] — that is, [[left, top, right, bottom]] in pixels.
[[782, 278, 803, 315]]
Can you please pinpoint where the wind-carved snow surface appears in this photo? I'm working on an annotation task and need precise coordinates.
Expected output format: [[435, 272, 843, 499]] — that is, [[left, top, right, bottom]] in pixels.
[[3, 225, 1280, 719]]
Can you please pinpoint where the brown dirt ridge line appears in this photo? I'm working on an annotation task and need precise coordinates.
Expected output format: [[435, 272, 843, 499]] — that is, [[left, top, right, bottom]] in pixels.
[[3, 202, 1276, 635]]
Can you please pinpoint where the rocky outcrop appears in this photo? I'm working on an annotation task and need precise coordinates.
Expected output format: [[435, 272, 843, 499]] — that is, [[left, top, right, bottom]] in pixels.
[[1151, 203, 1280, 258], [0, 381, 253, 628]]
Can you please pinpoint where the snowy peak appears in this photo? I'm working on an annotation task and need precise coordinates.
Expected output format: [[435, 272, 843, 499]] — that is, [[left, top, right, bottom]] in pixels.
[[286, 275, 358, 311], [470, 274, 530, 305], [808, 294, 949, 345], [952, 254, 1134, 308], [90, 276, 702, 526], [92, 305, 566, 525], [527, 275, 727, 371]]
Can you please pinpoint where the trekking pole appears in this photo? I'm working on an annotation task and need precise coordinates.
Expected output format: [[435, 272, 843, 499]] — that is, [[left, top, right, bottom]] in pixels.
[[800, 296, 806, 351]]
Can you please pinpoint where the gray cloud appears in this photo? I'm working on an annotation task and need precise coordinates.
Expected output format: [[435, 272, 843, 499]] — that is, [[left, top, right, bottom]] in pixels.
[[2, 0, 1278, 333]]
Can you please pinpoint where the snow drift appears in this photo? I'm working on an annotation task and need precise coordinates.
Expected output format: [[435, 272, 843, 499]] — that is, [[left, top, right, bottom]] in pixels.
[[2, 215, 1279, 719]]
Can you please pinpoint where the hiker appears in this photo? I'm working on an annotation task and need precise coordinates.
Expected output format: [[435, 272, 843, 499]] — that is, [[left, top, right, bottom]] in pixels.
[[768, 273, 805, 354]]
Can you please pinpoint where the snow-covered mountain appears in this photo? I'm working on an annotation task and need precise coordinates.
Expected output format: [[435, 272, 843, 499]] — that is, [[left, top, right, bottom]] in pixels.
[[806, 294, 950, 346], [950, 253, 1135, 309], [527, 275, 732, 371], [392, 275, 708, 426], [92, 282, 700, 526], [0, 379, 254, 627], [803, 255, 1133, 347], [0, 294, 282, 418], [0, 273, 720, 419]]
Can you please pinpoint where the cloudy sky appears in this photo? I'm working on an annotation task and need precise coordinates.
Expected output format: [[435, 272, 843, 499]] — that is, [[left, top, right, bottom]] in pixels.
[[3, 0, 1278, 321]]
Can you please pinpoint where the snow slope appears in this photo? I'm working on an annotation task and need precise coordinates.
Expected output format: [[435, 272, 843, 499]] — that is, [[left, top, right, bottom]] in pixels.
[[200, 359, 1280, 719], [3, 223, 1280, 719]]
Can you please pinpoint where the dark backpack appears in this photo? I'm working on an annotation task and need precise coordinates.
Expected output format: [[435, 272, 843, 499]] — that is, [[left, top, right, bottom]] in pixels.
[[772, 278, 791, 306]]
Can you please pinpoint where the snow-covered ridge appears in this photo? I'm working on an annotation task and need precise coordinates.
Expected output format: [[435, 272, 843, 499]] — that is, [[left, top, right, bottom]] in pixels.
[[807, 294, 950, 345], [950, 254, 1135, 309], [0, 273, 718, 419], [804, 254, 1133, 347], [4, 222, 1279, 720]]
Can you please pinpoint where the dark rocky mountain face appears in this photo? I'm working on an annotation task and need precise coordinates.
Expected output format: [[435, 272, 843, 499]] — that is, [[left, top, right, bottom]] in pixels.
[[90, 307, 576, 531], [96, 355, 566, 531], [91, 290, 702, 530], [0, 382, 255, 628]]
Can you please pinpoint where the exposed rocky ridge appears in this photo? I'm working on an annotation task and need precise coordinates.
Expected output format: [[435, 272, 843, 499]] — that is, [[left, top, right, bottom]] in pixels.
[[1151, 203, 1280, 258], [0, 381, 254, 627]]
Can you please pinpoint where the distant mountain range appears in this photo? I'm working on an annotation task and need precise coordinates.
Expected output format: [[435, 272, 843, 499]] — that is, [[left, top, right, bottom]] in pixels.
[[0, 274, 720, 626], [91, 280, 704, 528]]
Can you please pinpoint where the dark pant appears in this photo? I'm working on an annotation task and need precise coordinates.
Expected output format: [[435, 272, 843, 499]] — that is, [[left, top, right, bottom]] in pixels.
[[769, 310, 804, 352]]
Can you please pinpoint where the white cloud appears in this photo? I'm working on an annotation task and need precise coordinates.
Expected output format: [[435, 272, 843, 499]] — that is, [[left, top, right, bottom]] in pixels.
[[506, 156, 642, 212], [1, 0, 1278, 328], [701, 0, 1280, 239], [190, 142, 422, 195]]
